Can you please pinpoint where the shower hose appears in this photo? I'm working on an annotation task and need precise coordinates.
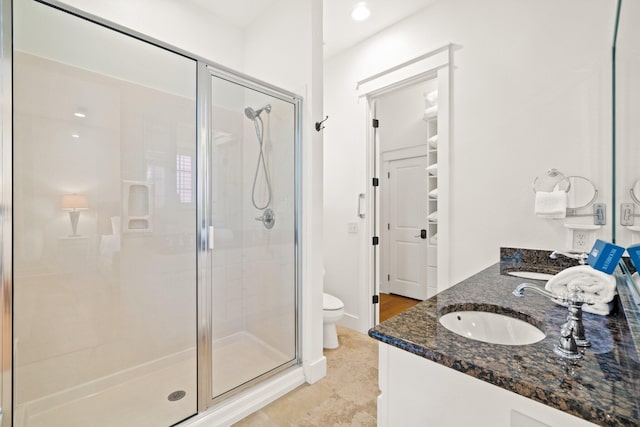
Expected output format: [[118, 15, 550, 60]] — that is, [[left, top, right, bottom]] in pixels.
[[251, 115, 272, 210]]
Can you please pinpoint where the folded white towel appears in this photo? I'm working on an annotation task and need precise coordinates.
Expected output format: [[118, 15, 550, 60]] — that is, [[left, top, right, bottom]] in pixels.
[[545, 265, 617, 315], [428, 134, 439, 148], [424, 105, 438, 119], [427, 211, 438, 222], [425, 90, 438, 104], [426, 164, 438, 176], [534, 190, 567, 219], [428, 188, 438, 199]]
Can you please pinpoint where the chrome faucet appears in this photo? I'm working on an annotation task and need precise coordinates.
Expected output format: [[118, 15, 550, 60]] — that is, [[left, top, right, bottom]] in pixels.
[[549, 250, 588, 265], [513, 283, 590, 359], [512, 283, 558, 300]]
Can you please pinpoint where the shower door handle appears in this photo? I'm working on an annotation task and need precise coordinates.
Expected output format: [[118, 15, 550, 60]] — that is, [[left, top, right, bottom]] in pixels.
[[208, 226, 214, 250]]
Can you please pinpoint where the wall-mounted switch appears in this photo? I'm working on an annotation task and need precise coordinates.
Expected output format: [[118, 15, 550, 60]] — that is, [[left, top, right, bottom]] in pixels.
[[347, 222, 359, 234]]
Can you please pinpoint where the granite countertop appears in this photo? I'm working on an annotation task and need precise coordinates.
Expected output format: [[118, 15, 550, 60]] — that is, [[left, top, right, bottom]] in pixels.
[[369, 263, 640, 427]]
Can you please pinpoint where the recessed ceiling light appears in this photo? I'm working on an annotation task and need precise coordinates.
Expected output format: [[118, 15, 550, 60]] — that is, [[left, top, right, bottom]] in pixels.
[[71, 133, 80, 138], [351, 2, 370, 21], [74, 112, 86, 118]]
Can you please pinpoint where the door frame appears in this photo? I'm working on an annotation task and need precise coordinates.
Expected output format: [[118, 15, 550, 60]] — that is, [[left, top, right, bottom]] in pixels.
[[357, 45, 452, 328], [380, 147, 429, 296]]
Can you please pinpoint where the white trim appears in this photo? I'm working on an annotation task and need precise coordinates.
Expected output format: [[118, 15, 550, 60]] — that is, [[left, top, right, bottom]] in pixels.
[[381, 145, 429, 162], [356, 45, 451, 98], [303, 355, 327, 384], [362, 45, 452, 328]]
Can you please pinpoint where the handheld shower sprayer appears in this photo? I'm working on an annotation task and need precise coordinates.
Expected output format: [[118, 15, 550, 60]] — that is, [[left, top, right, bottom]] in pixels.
[[244, 104, 272, 120], [245, 103, 274, 228]]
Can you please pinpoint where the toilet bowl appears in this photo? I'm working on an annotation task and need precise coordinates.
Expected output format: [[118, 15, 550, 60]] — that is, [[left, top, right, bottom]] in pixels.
[[323, 293, 344, 349]]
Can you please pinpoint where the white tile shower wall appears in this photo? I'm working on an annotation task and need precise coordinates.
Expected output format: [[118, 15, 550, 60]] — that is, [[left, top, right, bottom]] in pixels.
[[241, 97, 297, 357], [13, 50, 197, 406]]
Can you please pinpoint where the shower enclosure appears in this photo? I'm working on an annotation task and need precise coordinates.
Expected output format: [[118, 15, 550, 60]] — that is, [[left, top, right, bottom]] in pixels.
[[6, 1, 301, 425]]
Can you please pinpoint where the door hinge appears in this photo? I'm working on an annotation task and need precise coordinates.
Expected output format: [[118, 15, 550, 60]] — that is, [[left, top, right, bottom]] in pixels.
[[372, 177, 379, 187], [387, 274, 390, 281], [387, 223, 390, 230], [372, 295, 379, 304], [372, 118, 379, 128], [372, 236, 379, 245], [387, 171, 390, 178]]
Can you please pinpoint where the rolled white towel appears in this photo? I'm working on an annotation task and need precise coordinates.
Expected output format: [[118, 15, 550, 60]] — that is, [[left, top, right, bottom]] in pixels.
[[425, 90, 438, 104], [534, 190, 567, 219], [423, 105, 438, 119], [428, 134, 439, 149], [583, 301, 614, 316], [545, 265, 617, 315], [566, 277, 616, 303], [426, 163, 438, 176], [428, 188, 438, 199]]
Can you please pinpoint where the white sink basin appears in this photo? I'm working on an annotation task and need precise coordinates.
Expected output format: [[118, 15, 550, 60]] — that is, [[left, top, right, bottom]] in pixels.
[[507, 271, 554, 281], [439, 311, 545, 346]]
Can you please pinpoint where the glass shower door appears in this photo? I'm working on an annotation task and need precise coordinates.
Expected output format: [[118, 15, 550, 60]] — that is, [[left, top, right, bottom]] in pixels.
[[13, 2, 197, 426], [207, 72, 299, 399]]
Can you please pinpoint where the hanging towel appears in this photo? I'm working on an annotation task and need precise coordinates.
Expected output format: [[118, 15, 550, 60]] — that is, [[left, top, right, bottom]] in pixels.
[[545, 265, 617, 315], [534, 190, 567, 219]]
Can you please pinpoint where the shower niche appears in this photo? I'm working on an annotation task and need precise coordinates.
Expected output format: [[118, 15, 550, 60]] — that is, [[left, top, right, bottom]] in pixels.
[[122, 180, 153, 232]]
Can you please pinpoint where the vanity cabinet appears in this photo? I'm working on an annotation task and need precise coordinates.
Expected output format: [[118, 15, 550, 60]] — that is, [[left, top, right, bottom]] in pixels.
[[378, 343, 599, 427]]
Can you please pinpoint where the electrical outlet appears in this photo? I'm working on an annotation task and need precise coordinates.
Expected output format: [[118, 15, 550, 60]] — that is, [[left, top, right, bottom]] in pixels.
[[572, 230, 590, 252]]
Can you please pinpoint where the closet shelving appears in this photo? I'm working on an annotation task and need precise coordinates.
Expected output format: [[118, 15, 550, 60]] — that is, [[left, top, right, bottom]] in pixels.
[[424, 90, 438, 298]]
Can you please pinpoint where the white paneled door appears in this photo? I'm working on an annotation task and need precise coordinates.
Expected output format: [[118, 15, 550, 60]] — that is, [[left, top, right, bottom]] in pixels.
[[387, 156, 429, 300]]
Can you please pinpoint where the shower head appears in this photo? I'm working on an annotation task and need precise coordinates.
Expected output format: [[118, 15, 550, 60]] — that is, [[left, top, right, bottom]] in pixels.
[[244, 104, 272, 120]]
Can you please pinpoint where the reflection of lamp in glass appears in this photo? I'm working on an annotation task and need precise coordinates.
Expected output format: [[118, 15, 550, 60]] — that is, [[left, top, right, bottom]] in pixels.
[[61, 194, 88, 236]]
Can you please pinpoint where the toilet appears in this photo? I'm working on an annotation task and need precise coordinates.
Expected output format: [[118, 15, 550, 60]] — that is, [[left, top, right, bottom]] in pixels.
[[323, 293, 345, 349]]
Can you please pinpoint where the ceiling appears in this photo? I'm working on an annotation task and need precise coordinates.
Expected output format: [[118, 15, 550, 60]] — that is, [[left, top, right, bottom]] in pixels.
[[323, 0, 438, 58], [184, 0, 438, 59]]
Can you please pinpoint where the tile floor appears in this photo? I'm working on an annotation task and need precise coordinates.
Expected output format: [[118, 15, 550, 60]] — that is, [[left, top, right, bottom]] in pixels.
[[233, 326, 379, 426]]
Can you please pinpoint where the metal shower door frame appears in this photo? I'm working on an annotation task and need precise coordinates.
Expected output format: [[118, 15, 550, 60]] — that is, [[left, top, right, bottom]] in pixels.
[[197, 63, 303, 410]]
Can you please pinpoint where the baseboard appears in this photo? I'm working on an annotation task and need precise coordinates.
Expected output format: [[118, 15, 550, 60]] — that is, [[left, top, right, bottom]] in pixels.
[[303, 355, 327, 384], [339, 312, 369, 334], [184, 366, 305, 427]]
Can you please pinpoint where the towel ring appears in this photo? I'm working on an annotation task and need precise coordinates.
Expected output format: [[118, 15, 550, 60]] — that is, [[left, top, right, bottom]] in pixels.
[[630, 179, 640, 206], [566, 175, 598, 211], [532, 169, 571, 194]]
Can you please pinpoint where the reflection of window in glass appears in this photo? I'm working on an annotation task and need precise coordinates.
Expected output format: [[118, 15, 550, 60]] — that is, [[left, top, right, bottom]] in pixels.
[[146, 165, 165, 208], [176, 154, 193, 204]]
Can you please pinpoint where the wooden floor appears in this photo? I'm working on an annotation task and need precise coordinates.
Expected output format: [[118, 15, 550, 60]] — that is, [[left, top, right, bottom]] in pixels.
[[379, 293, 421, 322]]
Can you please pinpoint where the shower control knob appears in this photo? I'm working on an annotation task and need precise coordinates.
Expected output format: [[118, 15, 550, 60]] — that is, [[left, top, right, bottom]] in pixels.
[[255, 208, 276, 230]]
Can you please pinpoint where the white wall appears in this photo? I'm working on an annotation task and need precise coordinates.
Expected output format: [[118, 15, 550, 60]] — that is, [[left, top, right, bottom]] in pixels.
[[55, 0, 245, 70], [324, 0, 615, 333]]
